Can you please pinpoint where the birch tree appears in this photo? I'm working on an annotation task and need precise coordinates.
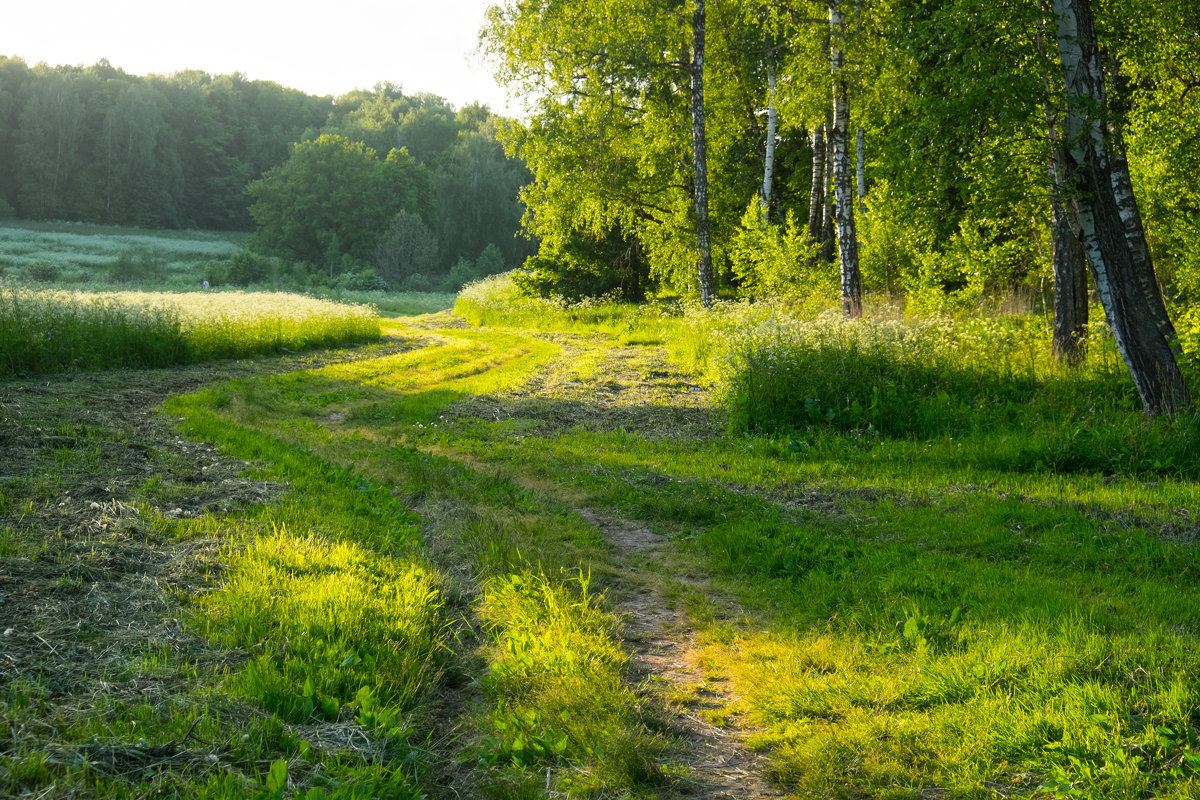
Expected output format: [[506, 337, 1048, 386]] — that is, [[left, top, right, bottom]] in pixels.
[[829, 0, 863, 317], [1050, 0, 1189, 413], [691, 0, 717, 305]]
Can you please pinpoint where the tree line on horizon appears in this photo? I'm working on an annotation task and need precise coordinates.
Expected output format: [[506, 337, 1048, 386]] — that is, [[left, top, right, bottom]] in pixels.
[[0, 56, 534, 290]]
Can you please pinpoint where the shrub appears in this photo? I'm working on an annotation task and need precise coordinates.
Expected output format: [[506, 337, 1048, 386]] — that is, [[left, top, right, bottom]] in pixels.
[[513, 229, 651, 302], [226, 250, 277, 286], [444, 257, 480, 292], [107, 249, 166, 283], [25, 260, 61, 282], [729, 199, 827, 304], [335, 268, 390, 292], [401, 272, 433, 292]]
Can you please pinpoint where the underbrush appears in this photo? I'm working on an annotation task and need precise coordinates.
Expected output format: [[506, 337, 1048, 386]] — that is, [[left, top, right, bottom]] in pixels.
[[455, 272, 681, 342], [0, 288, 379, 378], [456, 272, 1200, 478]]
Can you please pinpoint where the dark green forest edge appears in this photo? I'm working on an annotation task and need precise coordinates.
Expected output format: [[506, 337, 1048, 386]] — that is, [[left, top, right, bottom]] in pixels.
[[0, 57, 531, 292]]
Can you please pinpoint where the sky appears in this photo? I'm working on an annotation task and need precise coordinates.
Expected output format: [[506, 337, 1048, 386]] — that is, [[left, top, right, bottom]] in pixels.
[[1, 0, 519, 114]]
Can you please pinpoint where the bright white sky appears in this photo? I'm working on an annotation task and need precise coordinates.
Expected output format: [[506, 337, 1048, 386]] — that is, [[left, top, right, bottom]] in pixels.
[[1, 0, 519, 114]]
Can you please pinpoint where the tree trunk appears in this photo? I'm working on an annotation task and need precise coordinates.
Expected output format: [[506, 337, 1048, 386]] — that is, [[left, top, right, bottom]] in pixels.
[[807, 124, 826, 248], [691, 0, 715, 307], [830, 0, 863, 318], [1108, 129, 1178, 349], [1049, 144, 1089, 365], [761, 59, 778, 221], [856, 123, 867, 216], [821, 146, 836, 263], [1051, 0, 1188, 414]]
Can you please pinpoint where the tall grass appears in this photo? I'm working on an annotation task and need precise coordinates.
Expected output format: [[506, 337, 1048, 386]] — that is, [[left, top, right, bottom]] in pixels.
[[0, 221, 242, 285], [0, 288, 380, 378], [455, 272, 681, 341]]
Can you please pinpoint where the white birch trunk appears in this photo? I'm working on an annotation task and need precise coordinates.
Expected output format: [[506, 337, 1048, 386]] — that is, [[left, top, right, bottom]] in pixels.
[[830, 0, 863, 318], [1051, 0, 1188, 413], [761, 60, 778, 222], [691, 0, 715, 306], [807, 124, 827, 262]]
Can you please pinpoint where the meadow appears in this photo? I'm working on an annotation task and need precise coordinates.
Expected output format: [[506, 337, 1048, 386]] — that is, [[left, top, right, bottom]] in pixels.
[[0, 221, 244, 287], [1, 265, 1198, 799]]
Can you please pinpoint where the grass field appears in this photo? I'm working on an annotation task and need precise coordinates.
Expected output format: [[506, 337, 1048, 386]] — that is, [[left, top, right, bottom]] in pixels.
[[1, 266, 1198, 798], [0, 221, 244, 286], [0, 288, 382, 377]]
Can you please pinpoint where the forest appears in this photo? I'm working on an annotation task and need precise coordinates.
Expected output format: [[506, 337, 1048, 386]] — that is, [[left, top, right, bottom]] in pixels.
[[0, 56, 533, 291], [483, 0, 1200, 413]]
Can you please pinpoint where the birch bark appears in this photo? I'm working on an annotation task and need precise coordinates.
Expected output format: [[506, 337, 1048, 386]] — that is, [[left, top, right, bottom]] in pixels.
[[1048, 139, 1089, 365], [1051, 0, 1188, 413], [761, 59, 778, 221], [807, 125, 826, 246], [830, 0, 863, 318], [691, 0, 715, 306]]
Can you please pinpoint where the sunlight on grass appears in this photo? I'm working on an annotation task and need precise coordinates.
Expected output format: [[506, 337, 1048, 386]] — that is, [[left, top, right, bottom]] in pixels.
[[0, 288, 379, 377], [200, 526, 442, 725]]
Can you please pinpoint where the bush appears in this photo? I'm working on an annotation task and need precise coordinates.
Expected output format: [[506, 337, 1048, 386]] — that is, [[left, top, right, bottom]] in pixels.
[[227, 250, 277, 286], [107, 249, 166, 283], [335, 268, 390, 292], [26, 260, 61, 282], [401, 272, 433, 292], [444, 257, 480, 292], [729, 199, 827, 304], [513, 230, 651, 303]]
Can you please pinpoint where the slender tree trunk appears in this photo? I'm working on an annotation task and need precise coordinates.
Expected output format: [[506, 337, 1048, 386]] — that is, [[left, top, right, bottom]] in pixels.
[[1049, 141, 1089, 365], [821, 148, 836, 264], [807, 124, 826, 250], [761, 59, 778, 221], [691, 0, 715, 307], [1108, 129, 1178, 349], [1051, 0, 1188, 413], [830, 0, 863, 318], [856, 123, 867, 215]]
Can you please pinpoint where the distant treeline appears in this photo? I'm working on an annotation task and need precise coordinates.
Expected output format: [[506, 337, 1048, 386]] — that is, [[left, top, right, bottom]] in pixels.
[[0, 56, 533, 283]]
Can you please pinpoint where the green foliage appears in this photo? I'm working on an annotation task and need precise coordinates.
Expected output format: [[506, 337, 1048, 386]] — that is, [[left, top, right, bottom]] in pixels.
[[106, 248, 167, 283], [729, 198, 828, 304], [247, 135, 421, 266], [444, 257, 481, 293], [225, 249, 278, 287], [511, 229, 652, 302], [24, 260, 61, 282], [374, 212, 439, 288]]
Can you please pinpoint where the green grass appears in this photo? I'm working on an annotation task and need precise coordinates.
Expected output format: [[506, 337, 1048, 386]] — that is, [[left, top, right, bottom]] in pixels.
[[163, 323, 669, 798], [7, 264, 1200, 798], [0, 288, 380, 378], [0, 221, 244, 286], [422, 276, 1200, 798]]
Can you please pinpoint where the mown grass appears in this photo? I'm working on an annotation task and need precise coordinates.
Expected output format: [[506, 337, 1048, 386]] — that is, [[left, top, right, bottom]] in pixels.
[[8, 264, 1198, 798], [0, 288, 380, 378], [431, 276, 1200, 799], [162, 323, 670, 798]]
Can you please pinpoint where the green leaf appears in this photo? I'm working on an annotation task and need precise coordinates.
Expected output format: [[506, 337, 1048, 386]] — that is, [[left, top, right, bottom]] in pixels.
[[266, 759, 288, 793]]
